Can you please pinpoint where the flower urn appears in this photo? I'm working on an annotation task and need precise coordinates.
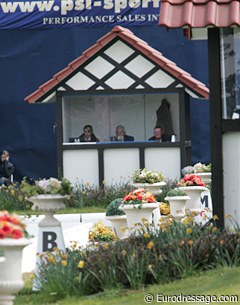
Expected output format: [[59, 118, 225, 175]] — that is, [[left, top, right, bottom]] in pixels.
[[165, 196, 190, 218], [105, 198, 128, 239], [194, 172, 212, 185], [28, 194, 68, 212], [130, 182, 166, 194], [131, 168, 165, 194], [178, 186, 207, 210], [119, 202, 159, 229], [105, 215, 128, 239], [0, 238, 32, 305]]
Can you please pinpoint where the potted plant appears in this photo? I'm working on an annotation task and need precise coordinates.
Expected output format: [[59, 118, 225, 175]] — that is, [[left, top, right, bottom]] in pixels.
[[119, 189, 159, 229], [0, 211, 32, 305], [193, 163, 212, 184], [131, 168, 166, 194], [105, 198, 128, 239], [22, 177, 73, 290], [165, 188, 190, 218], [22, 177, 73, 212], [178, 174, 207, 210]]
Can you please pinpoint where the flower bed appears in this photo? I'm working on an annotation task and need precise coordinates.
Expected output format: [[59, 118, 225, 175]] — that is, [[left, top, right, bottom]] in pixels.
[[35, 215, 240, 301]]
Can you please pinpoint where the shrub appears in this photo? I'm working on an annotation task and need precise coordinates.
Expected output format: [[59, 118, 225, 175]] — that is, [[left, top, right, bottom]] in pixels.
[[155, 178, 178, 202], [166, 188, 187, 197], [106, 198, 125, 216]]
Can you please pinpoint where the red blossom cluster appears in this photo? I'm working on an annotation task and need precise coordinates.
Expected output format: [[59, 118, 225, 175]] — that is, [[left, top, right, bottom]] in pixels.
[[122, 189, 155, 204], [178, 174, 205, 187], [0, 211, 26, 239]]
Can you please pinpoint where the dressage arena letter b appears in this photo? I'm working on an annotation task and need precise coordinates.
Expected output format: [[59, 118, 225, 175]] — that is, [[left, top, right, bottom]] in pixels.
[[43, 231, 57, 252]]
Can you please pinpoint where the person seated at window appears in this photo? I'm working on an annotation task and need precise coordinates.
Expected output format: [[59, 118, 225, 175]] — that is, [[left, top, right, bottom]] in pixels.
[[111, 125, 134, 142], [78, 125, 100, 142], [148, 125, 171, 142], [0, 150, 14, 186]]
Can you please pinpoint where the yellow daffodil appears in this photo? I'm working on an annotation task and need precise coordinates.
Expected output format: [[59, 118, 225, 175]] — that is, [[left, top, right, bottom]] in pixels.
[[78, 260, 85, 269], [61, 260, 67, 267], [147, 241, 154, 250], [143, 233, 150, 239], [121, 250, 127, 257]]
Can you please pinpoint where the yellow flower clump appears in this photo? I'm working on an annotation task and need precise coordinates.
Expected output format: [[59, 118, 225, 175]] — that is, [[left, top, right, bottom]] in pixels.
[[88, 221, 117, 242]]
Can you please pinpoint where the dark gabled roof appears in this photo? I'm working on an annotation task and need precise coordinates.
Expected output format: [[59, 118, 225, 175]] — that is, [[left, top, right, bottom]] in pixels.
[[25, 25, 209, 104]]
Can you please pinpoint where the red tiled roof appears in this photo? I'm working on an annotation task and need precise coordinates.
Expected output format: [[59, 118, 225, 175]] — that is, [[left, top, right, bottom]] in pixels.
[[159, 0, 240, 28], [25, 26, 209, 103]]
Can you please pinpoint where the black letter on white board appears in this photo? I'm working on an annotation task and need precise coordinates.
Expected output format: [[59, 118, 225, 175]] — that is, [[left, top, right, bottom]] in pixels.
[[43, 232, 57, 252], [201, 195, 208, 208]]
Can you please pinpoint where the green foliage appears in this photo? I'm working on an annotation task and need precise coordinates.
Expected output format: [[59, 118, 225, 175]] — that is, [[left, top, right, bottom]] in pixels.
[[166, 188, 187, 197], [32, 218, 240, 303], [15, 267, 240, 305], [70, 181, 132, 209], [1, 179, 131, 212], [0, 182, 32, 211], [105, 198, 125, 216], [155, 179, 178, 202]]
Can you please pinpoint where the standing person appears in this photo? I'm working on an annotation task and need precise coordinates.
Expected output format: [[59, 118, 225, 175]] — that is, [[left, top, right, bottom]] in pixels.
[[79, 125, 100, 142], [148, 126, 171, 142], [0, 150, 14, 186], [111, 125, 134, 141]]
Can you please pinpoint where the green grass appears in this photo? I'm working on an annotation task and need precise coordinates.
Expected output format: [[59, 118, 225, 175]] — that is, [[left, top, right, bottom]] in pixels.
[[15, 206, 105, 215], [15, 267, 240, 305]]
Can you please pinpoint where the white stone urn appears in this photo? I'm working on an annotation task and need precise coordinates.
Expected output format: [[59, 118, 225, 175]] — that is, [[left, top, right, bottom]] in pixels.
[[165, 196, 190, 218], [105, 215, 128, 239], [194, 172, 212, 185], [130, 182, 166, 194], [0, 238, 32, 305], [28, 194, 67, 290], [119, 202, 159, 229], [178, 186, 207, 210], [28, 194, 68, 228], [28, 194, 68, 212]]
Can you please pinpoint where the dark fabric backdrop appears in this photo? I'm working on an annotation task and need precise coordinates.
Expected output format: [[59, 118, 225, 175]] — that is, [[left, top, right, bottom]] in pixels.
[[0, 26, 209, 181]]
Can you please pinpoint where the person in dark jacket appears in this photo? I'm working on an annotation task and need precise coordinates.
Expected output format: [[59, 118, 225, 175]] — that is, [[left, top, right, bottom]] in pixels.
[[78, 125, 100, 142], [0, 150, 14, 186], [148, 126, 171, 142], [111, 125, 134, 142]]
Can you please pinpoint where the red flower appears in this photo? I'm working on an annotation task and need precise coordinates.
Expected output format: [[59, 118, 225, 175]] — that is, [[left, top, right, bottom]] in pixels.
[[12, 229, 24, 239], [0, 210, 27, 239], [180, 174, 205, 187], [122, 189, 156, 204]]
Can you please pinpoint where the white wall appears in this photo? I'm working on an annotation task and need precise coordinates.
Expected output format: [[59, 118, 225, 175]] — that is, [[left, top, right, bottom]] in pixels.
[[145, 147, 181, 181], [62, 146, 181, 186], [63, 149, 99, 186], [223, 132, 240, 225]]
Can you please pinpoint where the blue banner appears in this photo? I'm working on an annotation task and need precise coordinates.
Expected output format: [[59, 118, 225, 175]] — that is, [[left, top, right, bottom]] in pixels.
[[0, 0, 160, 28]]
